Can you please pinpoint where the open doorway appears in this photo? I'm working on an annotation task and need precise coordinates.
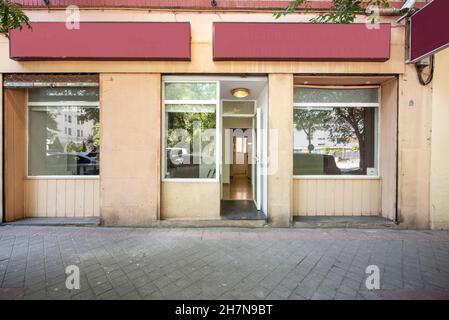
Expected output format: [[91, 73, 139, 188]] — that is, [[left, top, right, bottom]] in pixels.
[[161, 75, 267, 221], [219, 78, 268, 220]]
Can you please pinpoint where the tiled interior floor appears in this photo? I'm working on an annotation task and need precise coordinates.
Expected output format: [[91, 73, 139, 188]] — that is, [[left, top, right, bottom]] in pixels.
[[222, 176, 252, 200]]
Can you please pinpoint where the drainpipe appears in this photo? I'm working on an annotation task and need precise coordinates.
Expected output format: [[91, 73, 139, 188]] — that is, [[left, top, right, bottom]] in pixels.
[[365, 0, 417, 18], [375, 8, 403, 16]]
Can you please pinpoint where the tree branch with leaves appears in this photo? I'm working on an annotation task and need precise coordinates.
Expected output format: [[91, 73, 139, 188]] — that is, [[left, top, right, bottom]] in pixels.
[[0, 0, 31, 38], [274, 0, 389, 23]]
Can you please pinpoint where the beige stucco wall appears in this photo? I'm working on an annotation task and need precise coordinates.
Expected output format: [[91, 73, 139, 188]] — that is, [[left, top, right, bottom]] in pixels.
[[397, 65, 433, 229], [4, 89, 26, 222], [0, 9, 439, 228], [268, 74, 293, 227], [100, 73, 161, 226], [0, 74, 2, 221], [430, 49, 449, 229], [161, 182, 220, 219], [0, 11, 404, 75], [380, 78, 398, 221]]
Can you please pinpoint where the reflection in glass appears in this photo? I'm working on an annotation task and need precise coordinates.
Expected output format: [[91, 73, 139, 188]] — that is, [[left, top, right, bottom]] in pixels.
[[28, 87, 99, 103], [165, 105, 216, 179], [28, 104, 100, 176], [164, 82, 217, 101], [294, 87, 379, 104], [293, 107, 377, 176], [222, 101, 255, 116]]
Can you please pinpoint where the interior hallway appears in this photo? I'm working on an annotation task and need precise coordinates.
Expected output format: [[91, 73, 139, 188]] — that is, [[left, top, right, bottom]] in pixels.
[[222, 176, 253, 200]]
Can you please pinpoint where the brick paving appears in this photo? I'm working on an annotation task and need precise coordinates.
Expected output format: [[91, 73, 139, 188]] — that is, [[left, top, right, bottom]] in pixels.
[[0, 225, 449, 300]]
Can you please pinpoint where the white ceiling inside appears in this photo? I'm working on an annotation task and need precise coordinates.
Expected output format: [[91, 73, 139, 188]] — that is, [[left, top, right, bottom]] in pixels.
[[220, 79, 267, 100]]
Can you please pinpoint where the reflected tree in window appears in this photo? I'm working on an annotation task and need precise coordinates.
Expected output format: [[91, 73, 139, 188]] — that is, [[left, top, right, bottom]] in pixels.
[[165, 111, 216, 178], [167, 112, 216, 150], [77, 107, 100, 153], [323, 107, 375, 174], [294, 109, 330, 153], [294, 107, 376, 175], [46, 110, 63, 153], [165, 83, 216, 101]]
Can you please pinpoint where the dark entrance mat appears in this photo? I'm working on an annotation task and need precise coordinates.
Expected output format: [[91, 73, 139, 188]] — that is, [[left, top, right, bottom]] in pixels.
[[220, 200, 266, 220]]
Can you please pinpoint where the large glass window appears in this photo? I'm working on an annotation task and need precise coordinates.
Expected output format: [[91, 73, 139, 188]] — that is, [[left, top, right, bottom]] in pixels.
[[163, 81, 218, 179], [28, 87, 100, 176], [293, 87, 379, 176]]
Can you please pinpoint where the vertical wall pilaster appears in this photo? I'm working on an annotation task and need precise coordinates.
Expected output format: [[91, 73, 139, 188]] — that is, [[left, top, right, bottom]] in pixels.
[[4, 88, 26, 222], [0, 74, 3, 222], [397, 65, 432, 229], [268, 74, 293, 227], [100, 73, 161, 226], [430, 50, 449, 230]]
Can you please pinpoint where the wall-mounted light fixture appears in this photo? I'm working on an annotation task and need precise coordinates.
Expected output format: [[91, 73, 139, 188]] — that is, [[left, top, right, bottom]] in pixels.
[[231, 88, 250, 98]]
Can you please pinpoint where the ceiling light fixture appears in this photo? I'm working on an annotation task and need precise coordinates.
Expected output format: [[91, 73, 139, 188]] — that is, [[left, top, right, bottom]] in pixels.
[[231, 88, 250, 98]]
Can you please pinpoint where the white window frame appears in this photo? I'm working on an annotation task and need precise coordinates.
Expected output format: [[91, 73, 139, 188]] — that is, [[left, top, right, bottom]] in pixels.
[[26, 90, 100, 179], [162, 78, 220, 182], [293, 85, 381, 180]]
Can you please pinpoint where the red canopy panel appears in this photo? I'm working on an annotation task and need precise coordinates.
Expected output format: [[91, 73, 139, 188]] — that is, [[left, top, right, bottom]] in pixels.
[[409, 0, 449, 63], [213, 23, 391, 62], [9, 22, 191, 61]]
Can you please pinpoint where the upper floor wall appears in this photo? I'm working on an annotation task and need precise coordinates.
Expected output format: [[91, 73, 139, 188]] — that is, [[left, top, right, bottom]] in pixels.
[[10, 0, 427, 10], [0, 10, 406, 74]]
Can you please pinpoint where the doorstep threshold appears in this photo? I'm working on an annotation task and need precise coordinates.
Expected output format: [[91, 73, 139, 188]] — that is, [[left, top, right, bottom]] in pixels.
[[293, 216, 398, 229], [2, 217, 100, 227], [159, 218, 267, 228]]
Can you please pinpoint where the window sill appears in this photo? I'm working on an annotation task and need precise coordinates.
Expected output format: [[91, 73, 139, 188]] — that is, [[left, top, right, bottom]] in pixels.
[[162, 178, 219, 183], [26, 176, 100, 180], [293, 175, 380, 180]]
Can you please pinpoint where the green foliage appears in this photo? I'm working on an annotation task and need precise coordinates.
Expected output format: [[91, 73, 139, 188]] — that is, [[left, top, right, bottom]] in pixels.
[[66, 139, 87, 153], [0, 0, 31, 37], [165, 83, 216, 101], [294, 107, 373, 169], [92, 122, 100, 149], [78, 107, 100, 151], [167, 112, 216, 149], [322, 146, 330, 153], [65, 140, 75, 153], [274, 0, 389, 24], [48, 136, 64, 153], [77, 107, 99, 124]]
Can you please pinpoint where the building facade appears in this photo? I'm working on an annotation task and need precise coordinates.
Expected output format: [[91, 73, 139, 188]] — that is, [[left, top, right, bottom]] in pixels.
[[1, 0, 447, 229]]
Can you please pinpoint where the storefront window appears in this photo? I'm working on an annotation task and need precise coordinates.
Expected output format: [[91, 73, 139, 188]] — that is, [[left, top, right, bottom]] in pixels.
[[163, 81, 218, 179], [293, 87, 379, 176], [28, 88, 100, 176]]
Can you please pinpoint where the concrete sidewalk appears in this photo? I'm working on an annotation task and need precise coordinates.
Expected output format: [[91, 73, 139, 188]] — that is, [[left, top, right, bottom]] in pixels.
[[0, 225, 448, 300]]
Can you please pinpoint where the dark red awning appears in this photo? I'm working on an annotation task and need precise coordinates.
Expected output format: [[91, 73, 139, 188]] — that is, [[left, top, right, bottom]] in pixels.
[[213, 22, 391, 62], [409, 0, 449, 63], [9, 22, 190, 61]]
